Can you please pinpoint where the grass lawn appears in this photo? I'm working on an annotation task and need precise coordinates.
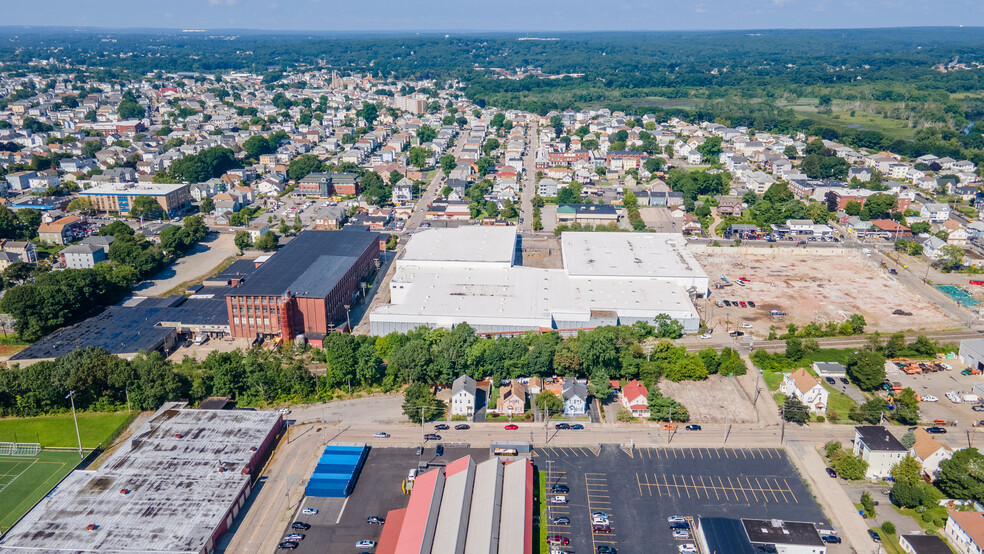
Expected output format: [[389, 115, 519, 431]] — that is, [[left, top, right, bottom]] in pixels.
[[0, 412, 132, 449], [763, 371, 783, 391], [821, 382, 857, 419], [783, 99, 916, 141], [536, 470, 547, 554], [773, 392, 787, 406], [0, 449, 84, 533]]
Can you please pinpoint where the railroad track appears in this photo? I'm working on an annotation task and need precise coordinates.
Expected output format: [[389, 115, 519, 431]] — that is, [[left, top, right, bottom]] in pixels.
[[685, 329, 984, 353]]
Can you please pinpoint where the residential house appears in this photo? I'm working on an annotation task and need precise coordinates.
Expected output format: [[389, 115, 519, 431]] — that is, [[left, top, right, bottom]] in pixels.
[[450, 375, 478, 418], [212, 192, 243, 216], [619, 379, 650, 418], [921, 203, 951, 223], [562, 378, 589, 417], [60, 243, 107, 269], [716, 196, 743, 217], [537, 179, 559, 197], [909, 428, 953, 480], [853, 426, 907, 479], [779, 369, 828, 415], [392, 178, 414, 204], [945, 509, 984, 554], [37, 215, 83, 245], [0, 240, 38, 265], [922, 236, 947, 260], [496, 380, 526, 416]]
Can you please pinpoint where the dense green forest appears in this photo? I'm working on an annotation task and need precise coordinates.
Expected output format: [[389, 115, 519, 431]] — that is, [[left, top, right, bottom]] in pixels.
[[3, 27, 984, 133]]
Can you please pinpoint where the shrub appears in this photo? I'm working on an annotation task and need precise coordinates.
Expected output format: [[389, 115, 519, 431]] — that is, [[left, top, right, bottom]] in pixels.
[[882, 522, 896, 535]]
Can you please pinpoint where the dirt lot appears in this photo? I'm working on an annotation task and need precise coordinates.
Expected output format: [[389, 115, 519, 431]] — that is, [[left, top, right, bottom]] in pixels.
[[693, 247, 959, 333], [657, 373, 759, 424], [520, 235, 564, 269]]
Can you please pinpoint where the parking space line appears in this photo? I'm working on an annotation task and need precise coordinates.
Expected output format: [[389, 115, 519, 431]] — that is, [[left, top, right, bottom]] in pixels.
[[736, 476, 753, 502], [773, 478, 790, 502], [783, 478, 798, 503], [690, 475, 701, 499], [700, 475, 719, 501], [636, 473, 643, 496]]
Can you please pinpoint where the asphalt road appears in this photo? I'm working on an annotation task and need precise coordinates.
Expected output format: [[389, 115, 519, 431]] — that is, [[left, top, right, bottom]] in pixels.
[[520, 118, 539, 234]]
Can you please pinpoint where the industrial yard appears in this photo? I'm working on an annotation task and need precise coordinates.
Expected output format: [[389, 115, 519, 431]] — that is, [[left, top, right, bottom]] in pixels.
[[693, 246, 960, 334]]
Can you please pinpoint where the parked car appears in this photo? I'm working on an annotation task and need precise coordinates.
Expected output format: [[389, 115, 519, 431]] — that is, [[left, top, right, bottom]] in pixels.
[[740, 323, 752, 328], [550, 495, 568, 504], [571, 424, 585, 430], [552, 516, 571, 525], [821, 535, 842, 544], [973, 405, 984, 413], [416, 446, 423, 455], [825, 377, 836, 385], [454, 424, 470, 430], [747, 301, 756, 308], [278, 541, 298, 550], [700, 333, 712, 339], [284, 533, 305, 541], [551, 484, 570, 493], [826, 467, 837, 478], [547, 535, 570, 546], [739, 301, 748, 308], [592, 523, 612, 533], [367, 516, 385, 525], [729, 331, 744, 337], [723, 300, 732, 307], [679, 544, 698, 553], [925, 426, 947, 434], [921, 395, 938, 402], [423, 433, 442, 440], [373, 432, 390, 438], [435, 444, 444, 456], [301, 508, 319, 515], [504, 424, 519, 430], [672, 529, 691, 539], [555, 423, 571, 430], [291, 522, 310, 530], [868, 529, 881, 543], [597, 547, 617, 554], [434, 424, 450, 430], [685, 424, 701, 431], [963, 369, 974, 376], [667, 516, 687, 524], [356, 540, 376, 549], [839, 377, 849, 384]]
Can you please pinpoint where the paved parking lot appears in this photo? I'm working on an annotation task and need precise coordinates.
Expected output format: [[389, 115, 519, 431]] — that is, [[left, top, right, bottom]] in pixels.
[[275, 446, 489, 553], [537, 444, 841, 554], [886, 359, 984, 425]]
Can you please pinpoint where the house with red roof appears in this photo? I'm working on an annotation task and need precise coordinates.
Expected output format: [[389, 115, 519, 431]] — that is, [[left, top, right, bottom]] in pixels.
[[620, 379, 650, 418]]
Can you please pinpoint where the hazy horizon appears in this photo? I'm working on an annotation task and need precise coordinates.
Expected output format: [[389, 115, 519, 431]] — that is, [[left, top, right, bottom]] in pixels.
[[1, 0, 982, 33]]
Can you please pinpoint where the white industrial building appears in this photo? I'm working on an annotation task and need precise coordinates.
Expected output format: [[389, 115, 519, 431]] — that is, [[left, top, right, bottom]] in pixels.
[[370, 228, 705, 336]]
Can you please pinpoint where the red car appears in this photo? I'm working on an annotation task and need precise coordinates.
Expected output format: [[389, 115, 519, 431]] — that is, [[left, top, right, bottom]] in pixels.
[[738, 276, 749, 282], [504, 424, 519, 430], [547, 535, 570, 546], [739, 301, 748, 308]]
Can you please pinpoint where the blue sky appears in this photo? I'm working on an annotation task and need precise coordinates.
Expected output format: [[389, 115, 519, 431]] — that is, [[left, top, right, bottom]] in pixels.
[[3, 0, 983, 31]]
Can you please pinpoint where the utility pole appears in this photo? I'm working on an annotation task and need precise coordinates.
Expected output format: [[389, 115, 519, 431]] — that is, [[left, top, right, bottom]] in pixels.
[[66, 391, 82, 459], [780, 401, 786, 445]]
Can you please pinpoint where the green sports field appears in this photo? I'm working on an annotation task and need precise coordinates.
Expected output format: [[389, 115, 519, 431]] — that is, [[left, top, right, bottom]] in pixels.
[[0, 412, 132, 449], [0, 450, 83, 533]]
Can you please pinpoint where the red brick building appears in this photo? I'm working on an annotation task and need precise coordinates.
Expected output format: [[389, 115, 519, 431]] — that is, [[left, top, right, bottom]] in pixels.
[[225, 230, 380, 338]]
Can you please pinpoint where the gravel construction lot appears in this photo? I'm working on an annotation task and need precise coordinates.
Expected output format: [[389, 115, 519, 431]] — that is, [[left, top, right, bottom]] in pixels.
[[537, 444, 839, 554], [133, 232, 237, 296], [694, 247, 958, 334], [657, 373, 760, 424]]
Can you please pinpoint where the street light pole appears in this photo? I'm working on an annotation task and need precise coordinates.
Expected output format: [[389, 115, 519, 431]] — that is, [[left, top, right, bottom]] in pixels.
[[66, 391, 82, 459]]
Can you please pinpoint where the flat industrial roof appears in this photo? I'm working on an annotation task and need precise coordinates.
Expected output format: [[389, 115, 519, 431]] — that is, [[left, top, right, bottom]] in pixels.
[[561, 232, 708, 280], [743, 519, 824, 546], [400, 226, 517, 267], [233, 230, 378, 298], [0, 403, 282, 553], [81, 182, 188, 196], [375, 265, 698, 327]]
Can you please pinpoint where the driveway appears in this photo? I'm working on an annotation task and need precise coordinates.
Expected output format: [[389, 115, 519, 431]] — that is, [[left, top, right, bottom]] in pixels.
[[134, 232, 237, 296]]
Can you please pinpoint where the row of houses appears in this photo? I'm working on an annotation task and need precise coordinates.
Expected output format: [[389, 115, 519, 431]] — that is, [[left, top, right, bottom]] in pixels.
[[448, 375, 590, 419]]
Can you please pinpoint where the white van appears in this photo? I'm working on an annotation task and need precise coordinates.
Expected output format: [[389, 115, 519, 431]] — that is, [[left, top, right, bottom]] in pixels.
[[964, 394, 980, 403], [407, 469, 417, 483]]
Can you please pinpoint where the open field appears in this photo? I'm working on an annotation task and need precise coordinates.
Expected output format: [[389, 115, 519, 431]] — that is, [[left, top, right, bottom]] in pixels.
[[783, 98, 916, 140], [657, 373, 759, 424], [693, 247, 960, 334], [0, 412, 132, 449], [0, 450, 83, 533]]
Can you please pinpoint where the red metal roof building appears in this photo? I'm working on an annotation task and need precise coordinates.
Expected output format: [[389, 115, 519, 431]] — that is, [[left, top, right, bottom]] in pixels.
[[375, 455, 533, 554]]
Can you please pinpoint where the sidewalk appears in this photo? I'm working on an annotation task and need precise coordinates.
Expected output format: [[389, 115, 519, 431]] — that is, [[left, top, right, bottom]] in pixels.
[[786, 438, 875, 553]]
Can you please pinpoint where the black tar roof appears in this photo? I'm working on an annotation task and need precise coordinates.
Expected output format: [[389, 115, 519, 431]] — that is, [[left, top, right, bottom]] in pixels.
[[855, 425, 907, 451], [233, 230, 378, 299], [214, 259, 257, 281], [743, 519, 824, 547], [698, 518, 773, 554], [900, 534, 952, 554]]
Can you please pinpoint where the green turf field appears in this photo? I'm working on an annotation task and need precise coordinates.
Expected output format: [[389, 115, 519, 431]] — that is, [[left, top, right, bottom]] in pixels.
[[0, 412, 132, 449], [0, 450, 83, 533]]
